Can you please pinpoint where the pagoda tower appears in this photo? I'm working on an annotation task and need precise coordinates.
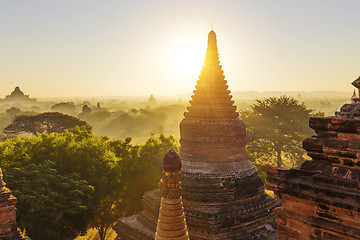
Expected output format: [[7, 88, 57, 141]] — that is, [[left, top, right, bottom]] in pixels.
[[178, 30, 278, 239], [155, 149, 189, 240], [114, 30, 278, 240]]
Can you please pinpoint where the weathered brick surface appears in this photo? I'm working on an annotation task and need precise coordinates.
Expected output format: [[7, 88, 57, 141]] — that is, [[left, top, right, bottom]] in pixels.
[[267, 87, 360, 239], [154, 150, 189, 240], [0, 168, 29, 240]]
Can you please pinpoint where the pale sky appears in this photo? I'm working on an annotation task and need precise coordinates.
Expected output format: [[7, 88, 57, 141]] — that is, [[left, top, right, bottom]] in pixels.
[[1, 0, 360, 97]]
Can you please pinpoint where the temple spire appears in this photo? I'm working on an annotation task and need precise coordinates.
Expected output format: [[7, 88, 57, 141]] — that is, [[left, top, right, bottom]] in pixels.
[[203, 30, 220, 70], [185, 30, 237, 118], [155, 150, 189, 240], [351, 89, 357, 102]]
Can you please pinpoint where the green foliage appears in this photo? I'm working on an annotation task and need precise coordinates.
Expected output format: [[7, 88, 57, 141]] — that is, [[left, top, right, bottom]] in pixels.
[[0, 127, 116, 239], [91, 133, 179, 240], [240, 96, 318, 182], [0, 127, 179, 240], [120, 133, 179, 214], [3, 161, 94, 240]]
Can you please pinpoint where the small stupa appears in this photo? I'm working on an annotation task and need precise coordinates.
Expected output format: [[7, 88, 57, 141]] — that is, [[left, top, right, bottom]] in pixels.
[[351, 89, 357, 103], [148, 94, 156, 104], [155, 149, 189, 240]]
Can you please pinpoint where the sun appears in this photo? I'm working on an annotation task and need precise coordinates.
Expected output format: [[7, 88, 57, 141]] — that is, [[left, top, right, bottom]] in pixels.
[[172, 41, 205, 83]]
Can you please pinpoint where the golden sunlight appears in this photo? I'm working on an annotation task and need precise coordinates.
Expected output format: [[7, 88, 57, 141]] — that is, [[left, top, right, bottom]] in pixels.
[[172, 42, 205, 83]]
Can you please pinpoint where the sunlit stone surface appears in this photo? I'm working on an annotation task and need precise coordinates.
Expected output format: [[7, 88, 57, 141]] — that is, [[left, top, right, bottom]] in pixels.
[[114, 30, 278, 240], [267, 80, 360, 240]]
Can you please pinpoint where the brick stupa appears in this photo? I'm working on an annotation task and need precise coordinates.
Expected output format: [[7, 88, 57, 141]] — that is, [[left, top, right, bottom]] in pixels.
[[114, 30, 278, 240], [267, 79, 360, 239], [155, 149, 189, 240], [0, 168, 29, 240]]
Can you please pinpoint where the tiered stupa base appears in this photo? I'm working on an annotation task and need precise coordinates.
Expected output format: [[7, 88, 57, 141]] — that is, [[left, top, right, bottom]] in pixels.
[[180, 160, 278, 240], [114, 167, 278, 240]]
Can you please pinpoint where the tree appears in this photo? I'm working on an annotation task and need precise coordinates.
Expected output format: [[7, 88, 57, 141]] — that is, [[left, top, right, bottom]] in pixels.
[[0, 127, 179, 240], [0, 127, 117, 239], [120, 133, 179, 214], [240, 96, 316, 174], [3, 161, 94, 240], [91, 134, 179, 240], [3, 112, 92, 136], [6, 107, 21, 116]]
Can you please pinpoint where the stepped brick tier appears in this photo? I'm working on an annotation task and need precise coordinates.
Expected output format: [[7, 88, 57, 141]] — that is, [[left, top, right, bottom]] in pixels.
[[155, 149, 189, 240], [114, 30, 279, 240], [267, 80, 360, 240], [0, 169, 29, 240]]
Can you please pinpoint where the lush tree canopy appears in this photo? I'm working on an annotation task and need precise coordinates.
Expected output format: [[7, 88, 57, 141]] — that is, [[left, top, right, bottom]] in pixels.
[[0, 127, 178, 240], [4, 161, 94, 240], [240, 96, 321, 181]]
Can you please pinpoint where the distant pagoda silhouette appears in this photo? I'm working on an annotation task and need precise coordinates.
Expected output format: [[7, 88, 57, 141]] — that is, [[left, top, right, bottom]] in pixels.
[[114, 30, 278, 239], [351, 89, 357, 102], [2, 87, 36, 103]]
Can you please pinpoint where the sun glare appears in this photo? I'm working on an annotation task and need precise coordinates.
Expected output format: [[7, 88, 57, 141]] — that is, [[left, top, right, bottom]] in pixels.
[[172, 42, 205, 84]]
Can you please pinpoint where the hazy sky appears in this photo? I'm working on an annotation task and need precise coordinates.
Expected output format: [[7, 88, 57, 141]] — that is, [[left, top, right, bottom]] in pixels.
[[1, 0, 360, 97]]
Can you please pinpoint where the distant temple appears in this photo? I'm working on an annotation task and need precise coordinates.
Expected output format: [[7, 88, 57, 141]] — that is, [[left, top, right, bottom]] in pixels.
[[352, 76, 360, 103], [267, 78, 360, 239], [2, 87, 36, 103], [351, 89, 357, 103], [148, 94, 156, 104], [82, 105, 92, 114], [114, 30, 278, 239]]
